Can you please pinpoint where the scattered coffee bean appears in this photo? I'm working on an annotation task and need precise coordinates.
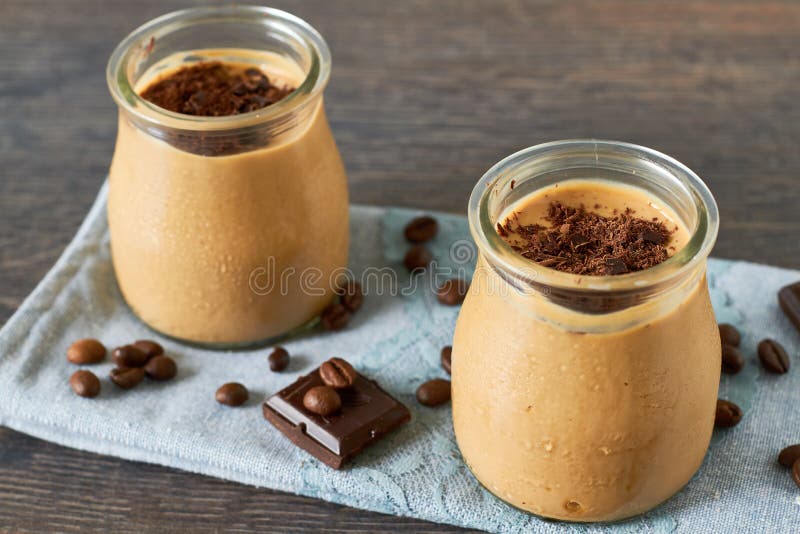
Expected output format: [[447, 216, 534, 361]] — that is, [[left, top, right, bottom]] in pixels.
[[321, 303, 351, 331], [109, 367, 145, 389], [144, 355, 177, 381], [793, 459, 800, 490], [758, 339, 790, 374], [67, 338, 106, 365], [404, 216, 438, 243], [416, 378, 451, 407], [721, 344, 745, 374], [778, 444, 800, 467], [216, 382, 249, 407], [714, 399, 743, 428], [778, 281, 800, 334], [337, 281, 364, 313], [718, 323, 741, 347], [268, 347, 290, 372], [303, 385, 342, 416], [112, 345, 150, 368], [133, 339, 164, 359], [319, 357, 357, 389], [436, 278, 469, 306], [69, 370, 101, 398], [404, 245, 433, 273], [441, 346, 452, 375]]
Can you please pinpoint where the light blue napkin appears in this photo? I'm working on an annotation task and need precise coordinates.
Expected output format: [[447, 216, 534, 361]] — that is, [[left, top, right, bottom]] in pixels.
[[1, 182, 799, 533]]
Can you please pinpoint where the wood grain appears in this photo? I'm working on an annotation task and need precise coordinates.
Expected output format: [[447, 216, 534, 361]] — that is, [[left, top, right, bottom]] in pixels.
[[1, 0, 799, 531]]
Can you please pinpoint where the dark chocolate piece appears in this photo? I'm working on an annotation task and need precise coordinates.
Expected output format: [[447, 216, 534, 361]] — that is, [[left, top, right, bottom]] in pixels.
[[263, 370, 410, 469], [779, 281, 800, 333]]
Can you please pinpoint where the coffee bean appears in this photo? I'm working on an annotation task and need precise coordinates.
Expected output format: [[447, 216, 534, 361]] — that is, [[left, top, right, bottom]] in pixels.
[[793, 459, 800, 490], [441, 346, 452, 375], [718, 323, 741, 347], [303, 385, 342, 416], [321, 303, 351, 331], [67, 338, 106, 364], [721, 344, 745, 374], [319, 358, 357, 389], [109, 367, 145, 389], [779, 281, 800, 334], [404, 216, 438, 243], [337, 281, 364, 313], [112, 345, 150, 368], [69, 370, 101, 398], [436, 278, 469, 306], [133, 339, 164, 359], [216, 383, 249, 406], [758, 339, 790, 374], [778, 444, 800, 467], [268, 347, 290, 372], [144, 355, 177, 381], [714, 399, 743, 428], [404, 245, 433, 273], [416, 378, 451, 407]]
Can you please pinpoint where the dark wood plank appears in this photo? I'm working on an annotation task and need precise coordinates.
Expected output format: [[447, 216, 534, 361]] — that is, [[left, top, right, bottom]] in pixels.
[[1, 0, 799, 531]]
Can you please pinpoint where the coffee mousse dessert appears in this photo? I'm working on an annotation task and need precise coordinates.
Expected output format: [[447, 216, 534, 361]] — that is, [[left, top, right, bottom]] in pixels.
[[108, 49, 349, 345], [452, 179, 720, 522]]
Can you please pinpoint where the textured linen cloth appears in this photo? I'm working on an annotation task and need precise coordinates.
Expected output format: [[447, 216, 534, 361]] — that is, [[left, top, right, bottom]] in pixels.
[[1, 182, 799, 533]]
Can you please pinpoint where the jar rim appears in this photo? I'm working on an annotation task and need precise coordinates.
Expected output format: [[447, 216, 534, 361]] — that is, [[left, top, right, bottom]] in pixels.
[[468, 139, 720, 298], [106, 5, 331, 131]]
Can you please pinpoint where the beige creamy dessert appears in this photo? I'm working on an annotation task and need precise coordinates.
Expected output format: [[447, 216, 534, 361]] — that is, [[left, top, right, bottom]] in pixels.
[[108, 49, 348, 345], [452, 179, 720, 522]]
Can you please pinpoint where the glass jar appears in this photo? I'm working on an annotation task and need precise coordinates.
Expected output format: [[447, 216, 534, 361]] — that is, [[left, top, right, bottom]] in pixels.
[[452, 140, 720, 522], [106, 6, 349, 347]]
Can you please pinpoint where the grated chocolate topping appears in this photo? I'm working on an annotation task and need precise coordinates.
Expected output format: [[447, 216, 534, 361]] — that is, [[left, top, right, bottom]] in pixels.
[[498, 202, 675, 276]]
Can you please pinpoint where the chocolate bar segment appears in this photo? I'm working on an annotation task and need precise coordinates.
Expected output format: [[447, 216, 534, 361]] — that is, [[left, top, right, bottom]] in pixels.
[[779, 281, 800, 333], [263, 370, 410, 469]]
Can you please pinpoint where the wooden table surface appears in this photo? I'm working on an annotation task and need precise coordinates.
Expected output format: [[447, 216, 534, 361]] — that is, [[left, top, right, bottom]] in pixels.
[[2, 0, 799, 531]]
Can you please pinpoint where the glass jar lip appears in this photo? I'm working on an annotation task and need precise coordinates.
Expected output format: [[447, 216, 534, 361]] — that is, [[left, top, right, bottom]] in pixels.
[[106, 5, 331, 131], [468, 139, 720, 294]]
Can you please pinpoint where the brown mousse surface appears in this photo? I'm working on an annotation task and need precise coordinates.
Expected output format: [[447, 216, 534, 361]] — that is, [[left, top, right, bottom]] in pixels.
[[498, 202, 675, 275], [140, 62, 295, 116]]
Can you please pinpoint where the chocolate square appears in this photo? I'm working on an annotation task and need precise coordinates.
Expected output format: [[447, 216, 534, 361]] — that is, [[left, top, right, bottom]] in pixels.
[[263, 370, 411, 469]]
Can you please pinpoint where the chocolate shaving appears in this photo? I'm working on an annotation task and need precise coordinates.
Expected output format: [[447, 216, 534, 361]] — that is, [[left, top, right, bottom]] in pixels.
[[140, 61, 295, 117], [500, 202, 674, 275]]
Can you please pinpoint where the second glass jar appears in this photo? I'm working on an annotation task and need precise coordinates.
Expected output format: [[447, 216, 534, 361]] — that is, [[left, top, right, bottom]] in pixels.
[[106, 6, 349, 347]]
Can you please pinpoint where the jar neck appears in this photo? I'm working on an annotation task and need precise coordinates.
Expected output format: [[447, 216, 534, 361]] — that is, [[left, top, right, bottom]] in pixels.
[[469, 140, 719, 314], [107, 6, 330, 156]]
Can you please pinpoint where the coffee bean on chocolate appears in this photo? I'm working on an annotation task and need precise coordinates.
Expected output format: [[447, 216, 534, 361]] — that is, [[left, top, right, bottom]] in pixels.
[[112, 345, 150, 368], [303, 385, 342, 416], [718, 323, 741, 347], [321, 303, 351, 331], [144, 355, 177, 381], [416, 378, 451, 407], [778, 444, 800, 467], [319, 358, 357, 389], [268, 347, 290, 372], [337, 281, 364, 313], [133, 339, 164, 359], [436, 278, 469, 306], [404, 216, 438, 243], [216, 383, 249, 407], [404, 245, 433, 273], [721, 345, 745, 374], [67, 338, 106, 364], [714, 399, 743, 428], [793, 459, 800, 490], [441, 346, 452, 375], [109, 367, 145, 389], [69, 370, 101, 398], [758, 339, 790, 374]]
